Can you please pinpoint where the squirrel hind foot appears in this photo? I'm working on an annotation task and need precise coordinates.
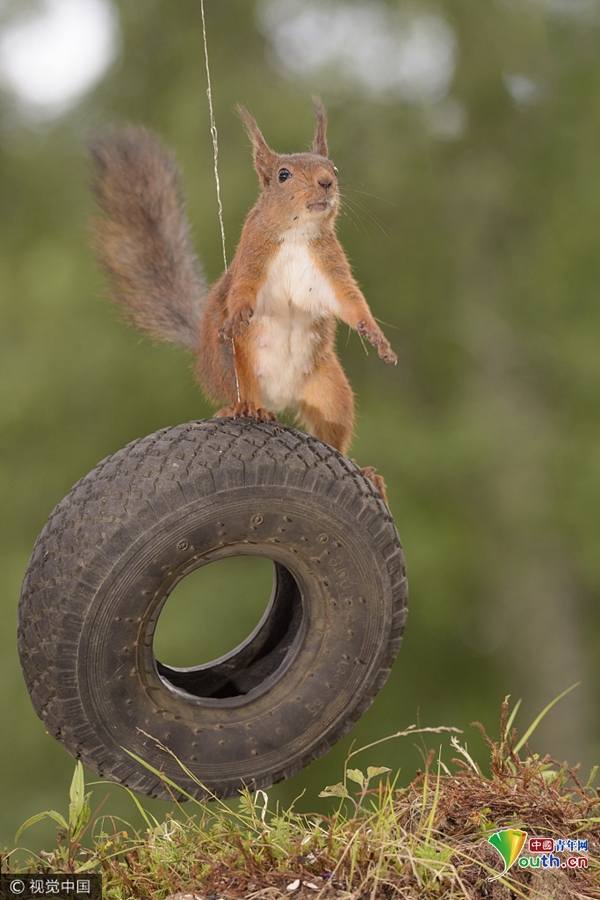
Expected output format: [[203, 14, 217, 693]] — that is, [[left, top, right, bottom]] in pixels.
[[359, 465, 389, 505], [214, 401, 278, 423]]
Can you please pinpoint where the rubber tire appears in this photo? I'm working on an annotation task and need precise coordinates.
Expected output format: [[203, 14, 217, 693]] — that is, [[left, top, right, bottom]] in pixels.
[[18, 419, 408, 800]]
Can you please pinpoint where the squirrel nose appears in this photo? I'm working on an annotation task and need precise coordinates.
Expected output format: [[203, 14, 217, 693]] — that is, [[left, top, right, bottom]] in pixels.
[[318, 177, 333, 190]]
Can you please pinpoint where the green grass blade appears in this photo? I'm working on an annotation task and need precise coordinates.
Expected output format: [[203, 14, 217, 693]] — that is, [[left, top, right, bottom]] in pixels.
[[121, 786, 161, 831], [121, 747, 212, 806], [514, 683, 581, 753], [503, 697, 521, 739]]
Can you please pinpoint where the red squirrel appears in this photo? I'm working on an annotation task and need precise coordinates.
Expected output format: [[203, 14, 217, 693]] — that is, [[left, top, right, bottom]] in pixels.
[[90, 101, 397, 497]]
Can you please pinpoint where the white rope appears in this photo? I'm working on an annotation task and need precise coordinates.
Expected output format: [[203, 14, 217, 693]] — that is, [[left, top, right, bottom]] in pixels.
[[200, 0, 227, 273], [199, 0, 241, 403]]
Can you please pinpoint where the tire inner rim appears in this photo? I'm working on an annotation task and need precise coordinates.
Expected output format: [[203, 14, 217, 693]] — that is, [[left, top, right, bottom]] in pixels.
[[155, 562, 305, 700]]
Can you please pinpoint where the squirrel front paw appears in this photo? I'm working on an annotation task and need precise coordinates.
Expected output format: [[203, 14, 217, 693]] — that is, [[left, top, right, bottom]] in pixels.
[[218, 307, 254, 343], [357, 321, 398, 365], [214, 401, 277, 422], [376, 341, 398, 365]]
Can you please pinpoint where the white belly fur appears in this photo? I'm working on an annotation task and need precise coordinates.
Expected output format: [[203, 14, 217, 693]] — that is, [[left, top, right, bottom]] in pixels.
[[252, 230, 339, 411]]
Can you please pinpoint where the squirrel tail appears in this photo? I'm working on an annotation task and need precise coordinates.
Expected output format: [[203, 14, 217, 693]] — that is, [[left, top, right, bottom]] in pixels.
[[90, 125, 206, 351]]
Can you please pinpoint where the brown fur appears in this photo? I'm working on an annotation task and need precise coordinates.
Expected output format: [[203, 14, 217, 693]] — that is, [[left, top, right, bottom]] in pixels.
[[90, 125, 205, 350], [90, 103, 396, 496]]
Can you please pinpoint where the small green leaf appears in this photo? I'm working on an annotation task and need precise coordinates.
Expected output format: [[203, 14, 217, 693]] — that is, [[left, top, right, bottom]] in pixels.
[[366, 766, 391, 779], [69, 761, 85, 810], [62, 763, 92, 840], [73, 794, 92, 841], [346, 768, 365, 786], [15, 812, 52, 843], [74, 858, 100, 873], [46, 809, 71, 831], [541, 771, 556, 783], [15, 810, 69, 843], [318, 783, 350, 799]]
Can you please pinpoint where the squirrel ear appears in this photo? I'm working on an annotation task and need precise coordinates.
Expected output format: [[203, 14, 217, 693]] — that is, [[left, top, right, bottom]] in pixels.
[[237, 105, 276, 187], [312, 98, 328, 157]]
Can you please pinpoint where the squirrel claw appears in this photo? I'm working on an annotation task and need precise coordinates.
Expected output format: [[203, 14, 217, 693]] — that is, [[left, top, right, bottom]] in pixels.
[[356, 320, 374, 341], [359, 464, 389, 505], [357, 320, 397, 364], [379, 345, 398, 365], [219, 307, 254, 343], [214, 401, 277, 423]]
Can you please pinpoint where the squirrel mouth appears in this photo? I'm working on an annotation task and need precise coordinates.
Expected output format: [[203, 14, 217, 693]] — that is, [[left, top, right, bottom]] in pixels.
[[307, 200, 330, 212]]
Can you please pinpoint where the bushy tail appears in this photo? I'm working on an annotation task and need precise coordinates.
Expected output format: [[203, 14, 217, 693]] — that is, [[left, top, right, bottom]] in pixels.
[[90, 125, 206, 351]]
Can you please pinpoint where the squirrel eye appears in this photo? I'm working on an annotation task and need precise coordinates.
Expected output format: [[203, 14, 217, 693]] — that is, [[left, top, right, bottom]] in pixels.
[[333, 165, 339, 176], [278, 168, 292, 183]]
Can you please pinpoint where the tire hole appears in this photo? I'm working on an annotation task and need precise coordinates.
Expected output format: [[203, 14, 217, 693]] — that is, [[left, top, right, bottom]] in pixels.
[[154, 557, 304, 700], [154, 556, 274, 669]]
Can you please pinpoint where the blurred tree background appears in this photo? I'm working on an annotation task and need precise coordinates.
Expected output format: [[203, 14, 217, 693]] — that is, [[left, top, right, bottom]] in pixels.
[[1, 0, 600, 858]]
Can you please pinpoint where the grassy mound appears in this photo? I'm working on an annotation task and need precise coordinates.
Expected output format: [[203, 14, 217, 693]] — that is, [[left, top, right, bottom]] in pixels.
[[3, 700, 599, 899]]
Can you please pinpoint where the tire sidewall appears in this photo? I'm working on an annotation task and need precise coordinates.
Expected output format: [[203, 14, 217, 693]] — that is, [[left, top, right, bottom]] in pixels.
[[77, 484, 395, 795]]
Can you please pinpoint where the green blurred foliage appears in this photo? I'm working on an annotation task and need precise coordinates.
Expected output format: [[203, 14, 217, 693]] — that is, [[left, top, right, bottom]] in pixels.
[[1, 0, 599, 858]]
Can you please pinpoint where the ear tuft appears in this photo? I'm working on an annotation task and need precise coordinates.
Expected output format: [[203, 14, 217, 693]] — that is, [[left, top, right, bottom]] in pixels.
[[236, 104, 276, 187], [312, 97, 328, 157]]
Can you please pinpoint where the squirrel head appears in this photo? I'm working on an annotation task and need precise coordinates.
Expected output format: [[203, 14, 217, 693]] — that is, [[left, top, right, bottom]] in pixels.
[[237, 99, 339, 230]]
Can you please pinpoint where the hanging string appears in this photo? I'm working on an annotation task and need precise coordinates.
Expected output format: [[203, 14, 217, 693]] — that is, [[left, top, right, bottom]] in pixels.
[[200, 0, 227, 273], [199, 0, 241, 403]]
